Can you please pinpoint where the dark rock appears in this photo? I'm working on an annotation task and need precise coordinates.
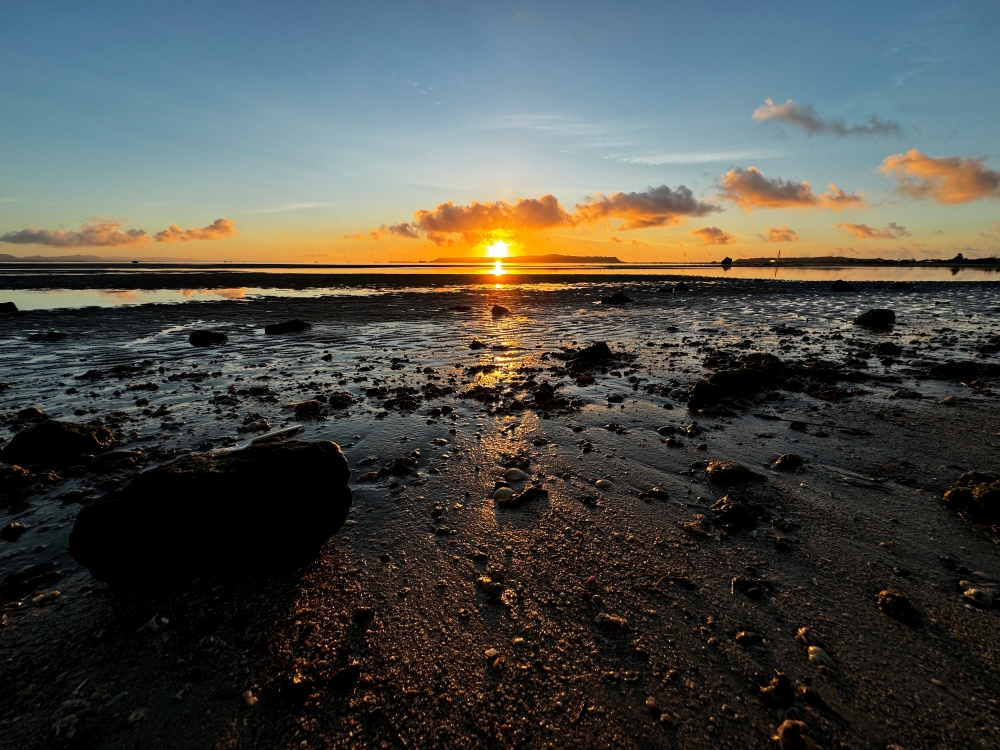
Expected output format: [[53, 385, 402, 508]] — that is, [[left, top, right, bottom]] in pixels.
[[656, 425, 676, 436], [491, 305, 510, 317], [449, 305, 472, 312], [673, 282, 690, 292], [380, 456, 418, 476], [600, 291, 633, 305], [496, 486, 548, 508], [687, 380, 723, 410], [774, 453, 804, 471], [573, 341, 615, 362], [0, 522, 28, 541], [711, 495, 763, 529], [943, 477, 1000, 525], [889, 281, 912, 290], [470, 339, 487, 350], [16, 407, 46, 420], [875, 341, 902, 356], [929, 360, 983, 382], [877, 588, 920, 623], [189, 330, 228, 347], [774, 719, 821, 750], [264, 319, 310, 335], [68, 440, 352, 589], [706, 460, 765, 486], [720, 257, 733, 266], [2, 421, 114, 466], [831, 280, 856, 292], [734, 630, 763, 647], [533, 381, 557, 405], [0, 302, 17, 314], [27, 331, 67, 342], [853, 309, 895, 328]]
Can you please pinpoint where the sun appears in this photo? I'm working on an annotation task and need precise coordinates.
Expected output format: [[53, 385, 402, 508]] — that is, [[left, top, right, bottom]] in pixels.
[[484, 240, 510, 258]]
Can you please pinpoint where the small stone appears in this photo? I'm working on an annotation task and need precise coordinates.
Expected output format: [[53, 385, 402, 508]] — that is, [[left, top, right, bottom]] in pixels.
[[491, 305, 510, 317], [243, 690, 258, 706], [773, 719, 822, 750], [853, 309, 896, 328], [188, 330, 228, 347], [485, 647, 498, 658], [595, 478, 613, 489], [962, 586, 994, 607], [594, 612, 630, 631], [807, 646, 835, 668], [127, 708, 147, 724], [493, 487, 515, 501], [644, 695, 657, 711], [0, 522, 28, 542], [353, 606, 376, 623], [877, 588, 920, 623], [264, 319, 310, 335], [794, 626, 823, 647], [503, 468, 529, 482], [476, 576, 504, 595], [774, 453, 804, 471], [706, 460, 765, 486]]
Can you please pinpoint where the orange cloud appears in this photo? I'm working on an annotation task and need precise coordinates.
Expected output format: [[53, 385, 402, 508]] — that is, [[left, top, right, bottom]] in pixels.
[[573, 185, 720, 229], [834, 222, 909, 239], [155, 218, 238, 242], [762, 226, 799, 242], [363, 185, 720, 244], [0, 221, 148, 247], [879, 150, 1000, 204], [753, 98, 900, 137], [719, 166, 865, 211], [690, 226, 734, 245]]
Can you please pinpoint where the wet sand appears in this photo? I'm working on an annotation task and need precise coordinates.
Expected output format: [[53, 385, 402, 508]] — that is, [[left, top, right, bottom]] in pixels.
[[1, 276, 999, 749]]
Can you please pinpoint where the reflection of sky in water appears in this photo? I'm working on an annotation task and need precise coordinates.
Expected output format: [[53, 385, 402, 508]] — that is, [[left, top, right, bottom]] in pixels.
[[3, 286, 375, 310]]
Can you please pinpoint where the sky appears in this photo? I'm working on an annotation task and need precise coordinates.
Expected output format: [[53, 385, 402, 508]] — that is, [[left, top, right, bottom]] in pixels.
[[1, 1, 999, 263]]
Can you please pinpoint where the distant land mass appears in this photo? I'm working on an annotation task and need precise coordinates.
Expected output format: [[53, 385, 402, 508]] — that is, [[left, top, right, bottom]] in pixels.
[[0, 253, 197, 262], [726, 253, 999, 266], [425, 254, 625, 264]]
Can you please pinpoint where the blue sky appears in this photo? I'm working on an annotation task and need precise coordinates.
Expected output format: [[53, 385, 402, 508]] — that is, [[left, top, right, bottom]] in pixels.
[[1, 1, 998, 261]]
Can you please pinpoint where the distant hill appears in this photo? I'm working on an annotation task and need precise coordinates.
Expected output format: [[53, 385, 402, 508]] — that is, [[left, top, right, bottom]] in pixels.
[[730, 254, 999, 266], [426, 254, 625, 264], [0, 253, 198, 262]]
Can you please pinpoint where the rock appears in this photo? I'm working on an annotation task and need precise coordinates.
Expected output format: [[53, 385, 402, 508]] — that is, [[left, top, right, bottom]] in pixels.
[[687, 380, 723, 410], [264, 319, 310, 335], [759, 672, 795, 707], [711, 495, 763, 529], [0, 522, 28, 541], [795, 626, 823, 647], [734, 630, 764, 647], [27, 331, 67, 342], [640, 487, 670, 501], [773, 719, 822, 750], [775, 453, 804, 471], [503, 468, 529, 482], [960, 583, 994, 607], [600, 291, 633, 305], [470, 339, 487, 349], [380, 456, 418, 476], [875, 341, 902, 356], [877, 588, 920, 623], [720, 256, 733, 266], [706, 460, 765, 486], [831, 279, 856, 292], [929, 360, 983, 381], [491, 305, 510, 317], [890, 281, 912, 290], [595, 478, 613, 489], [0, 302, 17, 314], [495, 486, 548, 508], [533, 381, 558, 405], [16, 407, 46, 420], [292, 399, 324, 417], [594, 612, 630, 631], [656, 425, 676, 436], [68, 440, 352, 588], [493, 487, 515, 501], [328, 391, 355, 408], [942, 477, 1000, 525], [573, 341, 615, 362], [189, 330, 228, 347], [2, 420, 114, 466], [731, 576, 772, 599], [807, 646, 835, 668], [853, 309, 895, 328], [673, 282, 690, 292]]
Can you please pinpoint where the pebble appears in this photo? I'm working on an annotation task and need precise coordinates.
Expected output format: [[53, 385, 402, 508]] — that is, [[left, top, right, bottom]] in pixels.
[[806, 646, 835, 668], [595, 479, 613, 489], [959, 580, 995, 607], [492, 487, 515, 501], [773, 719, 821, 750], [594, 612, 630, 631], [243, 690, 258, 706], [795, 626, 823, 647], [503, 468, 529, 482], [484, 648, 498, 658]]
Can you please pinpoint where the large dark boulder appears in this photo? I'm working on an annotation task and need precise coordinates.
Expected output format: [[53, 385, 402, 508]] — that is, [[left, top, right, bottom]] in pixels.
[[929, 360, 983, 382], [853, 309, 895, 328], [573, 341, 615, 362], [264, 319, 310, 335], [831, 280, 856, 292], [68, 440, 352, 589], [600, 291, 633, 305], [0, 302, 17, 314], [2, 421, 113, 466], [189, 330, 228, 346]]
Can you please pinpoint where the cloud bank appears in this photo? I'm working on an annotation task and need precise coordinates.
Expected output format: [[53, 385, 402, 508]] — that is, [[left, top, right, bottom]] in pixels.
[[154, 218, 238, 243], [835, 222, 910, 240], [718, 167, 865, 211], [0, 222, 148, 247], [1, 219, 237, 247], [753, 98, 901, 137], [762, 226, 799, 242], [360, 186, 721, 244], [879, 150, 1000, 204], [690, 226, 734, 245]]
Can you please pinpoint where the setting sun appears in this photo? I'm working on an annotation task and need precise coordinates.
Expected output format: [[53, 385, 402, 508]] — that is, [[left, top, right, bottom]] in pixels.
[[485, 241, 510, 258]]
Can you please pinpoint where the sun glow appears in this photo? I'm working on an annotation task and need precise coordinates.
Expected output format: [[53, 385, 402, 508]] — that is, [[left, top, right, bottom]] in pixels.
[[492, 260, 505, 275], [485, 241, 510, 258]]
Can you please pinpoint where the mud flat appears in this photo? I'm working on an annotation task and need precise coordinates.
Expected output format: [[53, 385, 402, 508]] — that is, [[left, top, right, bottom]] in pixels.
[[1, 276, 999, 749]]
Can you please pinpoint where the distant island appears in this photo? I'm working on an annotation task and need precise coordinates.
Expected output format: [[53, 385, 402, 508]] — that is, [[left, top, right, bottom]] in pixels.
[[425, 254, 626, 264], [717, 253, 1000, 267], [0, 253, 196, 263]]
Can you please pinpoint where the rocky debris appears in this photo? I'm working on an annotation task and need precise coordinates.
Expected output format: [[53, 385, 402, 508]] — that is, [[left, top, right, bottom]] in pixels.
[[711, 495, 763, 529], [877, 588, 920, 623], [929, 360, 984, 382], [594, 612, 630, 631], [0, 301, 17, 313], [942, 472, 1000, 525], [189, 330, 228, 346], [773, 719, 822, 750], [470, 339, 487, 349], [600, 291, 633, 305], [853, 308, 895, 328], [705, 460, 765, 486], [774, 453, 804, 471], [831, 279, 856, 292], [495, 485, 548, 508], [0, 522, 28, 541], [68, 439, 352, 588], [679, 514, 713, 537], [292, 399, 324, 417], [731, 576, 773, 600], [328, 391, 356, 408], [264, 319, 310, 335], [2, 420, 114, 466], [27, 331, 67, 342], [491, 304, 510, 317], [380, 455, 419, 476], [959, 579, 996, 607]]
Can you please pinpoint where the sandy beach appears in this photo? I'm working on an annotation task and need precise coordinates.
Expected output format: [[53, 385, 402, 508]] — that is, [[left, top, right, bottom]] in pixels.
[[1, 273, 999, 749]]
